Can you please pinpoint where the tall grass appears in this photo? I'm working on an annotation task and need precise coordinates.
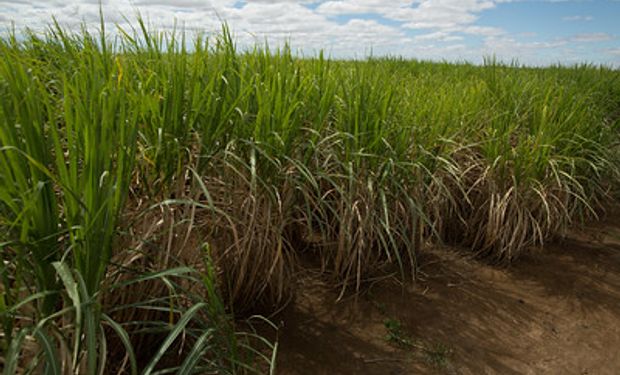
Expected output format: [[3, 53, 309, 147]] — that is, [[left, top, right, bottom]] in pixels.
[[0, 17, 619, 373], [0, 20, 275, 374]]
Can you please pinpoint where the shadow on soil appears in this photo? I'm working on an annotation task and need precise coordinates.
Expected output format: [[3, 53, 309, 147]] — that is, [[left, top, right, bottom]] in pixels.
[[273, 213, 620, 374]]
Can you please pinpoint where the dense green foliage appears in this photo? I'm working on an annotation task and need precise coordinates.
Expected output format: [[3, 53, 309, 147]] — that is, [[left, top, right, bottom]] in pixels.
[[0, 19, 618, 373]]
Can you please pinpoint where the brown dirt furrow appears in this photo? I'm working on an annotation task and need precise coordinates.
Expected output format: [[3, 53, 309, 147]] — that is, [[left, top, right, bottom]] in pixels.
[[274, 213, 620, 375]]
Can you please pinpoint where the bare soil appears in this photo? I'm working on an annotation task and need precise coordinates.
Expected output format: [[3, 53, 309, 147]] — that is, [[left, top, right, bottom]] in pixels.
[[272, 213, 620, 374]]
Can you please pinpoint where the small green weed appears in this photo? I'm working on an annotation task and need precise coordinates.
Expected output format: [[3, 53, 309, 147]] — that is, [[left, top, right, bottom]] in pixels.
[[384, 318, 414, 348], [383, 317, 453, 370], [423, 342, 453, 369]]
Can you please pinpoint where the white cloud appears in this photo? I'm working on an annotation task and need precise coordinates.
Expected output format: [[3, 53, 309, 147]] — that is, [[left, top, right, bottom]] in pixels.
[[562, 15, 593, 21], [570, 33, 614, 42], [318, 0, 498, 32], [0, 0, 617, 66], [414, 31, 464, 42], [461, 25, 504, 36], [480, 35, 570, 65], [316, 0, 413, 16]]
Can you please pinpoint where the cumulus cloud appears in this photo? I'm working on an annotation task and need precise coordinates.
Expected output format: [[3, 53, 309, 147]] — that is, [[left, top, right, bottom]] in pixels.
[[316, 0, 413, 16], [570, 33, 614, 43], [482, 35, 568, 62], [562, 15, 593, 21], [0, 0, 617, 66], [414, 31, 464, 42], [317, 0, 498, 31]]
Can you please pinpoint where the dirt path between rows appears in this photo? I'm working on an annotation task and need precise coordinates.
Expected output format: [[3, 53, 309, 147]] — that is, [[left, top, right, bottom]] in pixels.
[[273, 213, 620, 374]]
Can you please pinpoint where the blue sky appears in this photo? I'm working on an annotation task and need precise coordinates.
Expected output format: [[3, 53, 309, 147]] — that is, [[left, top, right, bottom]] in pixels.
[[1, 0, 619, 66]]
